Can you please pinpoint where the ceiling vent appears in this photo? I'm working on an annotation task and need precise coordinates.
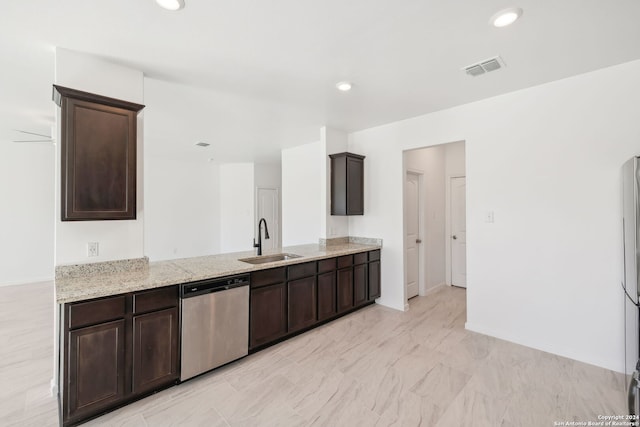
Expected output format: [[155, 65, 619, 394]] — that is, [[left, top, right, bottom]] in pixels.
[[463, 56, 506, 77]]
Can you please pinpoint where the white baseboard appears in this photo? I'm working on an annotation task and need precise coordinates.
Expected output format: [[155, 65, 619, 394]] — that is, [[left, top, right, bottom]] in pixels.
[[0, 277, 54, 287], [421, 282, 447, 296], [464, 321, 622, 374]]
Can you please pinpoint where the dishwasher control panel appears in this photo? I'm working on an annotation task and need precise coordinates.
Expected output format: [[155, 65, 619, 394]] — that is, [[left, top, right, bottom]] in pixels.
[[180, 274, 250, 298]]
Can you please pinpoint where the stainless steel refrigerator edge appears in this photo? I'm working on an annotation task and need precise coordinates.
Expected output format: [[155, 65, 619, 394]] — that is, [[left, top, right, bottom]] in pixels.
[[622, 157, 640, 414]]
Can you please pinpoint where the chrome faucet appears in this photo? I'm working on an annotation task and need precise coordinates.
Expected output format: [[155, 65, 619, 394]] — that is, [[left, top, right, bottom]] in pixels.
[[253, 218, 270, 256]]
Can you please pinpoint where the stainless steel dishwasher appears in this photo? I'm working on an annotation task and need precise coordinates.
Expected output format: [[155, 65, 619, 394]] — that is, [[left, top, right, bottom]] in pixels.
[[180, 274, 249, 381]]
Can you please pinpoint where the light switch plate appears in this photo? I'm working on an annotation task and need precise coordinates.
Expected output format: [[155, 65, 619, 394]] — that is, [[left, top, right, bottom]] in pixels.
[[485, 211, 495, 223]]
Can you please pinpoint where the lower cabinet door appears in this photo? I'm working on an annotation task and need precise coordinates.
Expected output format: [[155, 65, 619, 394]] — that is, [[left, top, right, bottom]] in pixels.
[[288, 276, 317, 333], [250, 283, 287, 349], [354, 263, 367, 306], [317, 271, 336, 321], [337, 267, 354, 313], [132, 307, 179, 394], [66, 319, 126, 421], [368, 260, 381, 300]]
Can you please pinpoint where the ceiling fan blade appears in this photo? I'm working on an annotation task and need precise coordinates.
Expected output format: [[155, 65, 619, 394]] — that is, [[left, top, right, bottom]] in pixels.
[[12, 140, 54, 143], [13, 129, 52, 139]]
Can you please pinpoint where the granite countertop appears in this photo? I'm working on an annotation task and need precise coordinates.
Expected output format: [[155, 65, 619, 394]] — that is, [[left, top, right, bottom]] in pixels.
[[55, 243, 381, 304]]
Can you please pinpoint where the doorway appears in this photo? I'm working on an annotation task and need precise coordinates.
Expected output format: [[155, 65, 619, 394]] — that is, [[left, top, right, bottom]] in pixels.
[[256, 187, 279, 251], [450, 177, 467, 288], [402, 141, 466, 304], [404, 171, 423, 299]]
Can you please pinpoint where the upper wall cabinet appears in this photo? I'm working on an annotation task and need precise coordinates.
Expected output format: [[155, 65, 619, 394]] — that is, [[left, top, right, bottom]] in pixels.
[[330, 152, 365, 215], [53, 85, 145, 221]]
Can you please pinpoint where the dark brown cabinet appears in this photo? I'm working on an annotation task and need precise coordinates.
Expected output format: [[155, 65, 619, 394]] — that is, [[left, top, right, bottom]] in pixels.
[[336, 255, 354, 313], [249, 250, 380, 351], [53, 85, 144, 221], [317, 258, 337, 321], [337, 267, 354, 313], [288, 276, 317, 333], [354, 252, 368, 306], [132, 307, 179, 394], [317, 271, 336, 321], [66, 319, 126, 421], [62, 286, 178, 426], [250, 283, 287, 349], [287, 262, 317, 333], [250, 267, 287, 350], [368, 250, 381, 300], [354, 263, 368, 307], [330, 152, 365, 215]]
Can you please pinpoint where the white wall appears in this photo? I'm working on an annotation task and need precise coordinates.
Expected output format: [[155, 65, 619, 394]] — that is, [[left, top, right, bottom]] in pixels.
[[349, 60, 640, 372], [219, 163, 254, 253], [445, 141, 465, 178], [254, 162, 281, 189], [144, 156, 220, 260], [282, 141, 322, 245], [54, 48, 145, 265], [254, 162, 282, 247], [0, 142, 54, 285]]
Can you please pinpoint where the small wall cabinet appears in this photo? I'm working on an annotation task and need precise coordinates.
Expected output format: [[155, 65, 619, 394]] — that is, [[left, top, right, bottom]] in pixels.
[[53, 85, 145, 221], [330, 152, 365, 215]]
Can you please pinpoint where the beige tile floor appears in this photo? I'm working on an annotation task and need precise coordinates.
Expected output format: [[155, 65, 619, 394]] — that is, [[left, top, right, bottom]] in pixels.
[[0, 281, 627, 426]]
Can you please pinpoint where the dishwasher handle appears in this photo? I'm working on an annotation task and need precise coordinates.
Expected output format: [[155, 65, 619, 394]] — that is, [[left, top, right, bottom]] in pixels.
[[181, 275, 250, 298]]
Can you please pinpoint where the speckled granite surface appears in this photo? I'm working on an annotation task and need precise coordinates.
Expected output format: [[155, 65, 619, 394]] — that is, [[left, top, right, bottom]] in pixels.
[[319, 236, 350, 246], [55, 243, 381, 304], [347, 236, 383, 246], [319, 236, 383, 246], [55, 257, 149, 279]]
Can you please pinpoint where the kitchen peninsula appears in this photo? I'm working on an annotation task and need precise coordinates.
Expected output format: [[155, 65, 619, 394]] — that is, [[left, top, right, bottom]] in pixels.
[[55, 240, 381, 426]]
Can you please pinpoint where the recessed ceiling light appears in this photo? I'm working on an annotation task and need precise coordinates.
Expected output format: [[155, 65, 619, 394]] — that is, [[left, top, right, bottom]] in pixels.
[[156, 0, 185, 11], [336, 81, 353, 92], [490, 7, 523, 27]]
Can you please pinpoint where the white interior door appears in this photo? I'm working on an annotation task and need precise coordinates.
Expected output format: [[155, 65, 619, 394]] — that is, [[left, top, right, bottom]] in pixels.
[[405, 172, 420, 299], [256, 188, 279, 250], [450, 177, 467, 287]]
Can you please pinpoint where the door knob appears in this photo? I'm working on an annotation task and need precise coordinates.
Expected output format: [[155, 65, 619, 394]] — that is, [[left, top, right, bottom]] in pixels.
[[452, 235, 457, 240], [416, 239, 422, 244]]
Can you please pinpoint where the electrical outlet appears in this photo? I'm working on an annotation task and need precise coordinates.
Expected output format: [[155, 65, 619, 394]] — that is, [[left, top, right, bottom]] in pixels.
[[87, 242, 99, 257]]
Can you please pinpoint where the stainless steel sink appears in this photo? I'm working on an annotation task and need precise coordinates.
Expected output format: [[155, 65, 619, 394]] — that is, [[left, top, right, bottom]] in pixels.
[[238, 253, 302, 265]]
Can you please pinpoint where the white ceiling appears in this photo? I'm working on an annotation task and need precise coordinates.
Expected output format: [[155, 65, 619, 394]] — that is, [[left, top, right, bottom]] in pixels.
[[2, 0, 640, 162]]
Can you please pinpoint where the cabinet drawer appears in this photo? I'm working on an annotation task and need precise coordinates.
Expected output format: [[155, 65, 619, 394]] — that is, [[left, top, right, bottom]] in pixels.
[[318, 258, 336, 273], [68, 295, 127, 330], [288, 262, 316, 281], [133, 286, 178, 314], [369, 250, 381, 261], [354, 252, 368, 265], [337, 255, 353, 269], [251, 267, 286, 288]]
